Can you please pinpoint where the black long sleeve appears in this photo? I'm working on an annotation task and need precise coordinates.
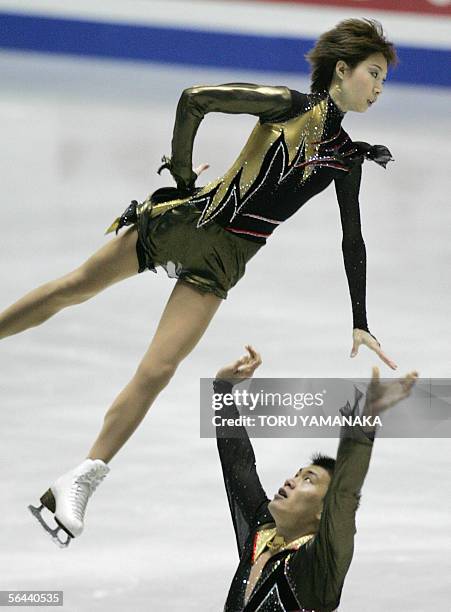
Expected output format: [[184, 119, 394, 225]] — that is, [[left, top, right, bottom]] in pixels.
[[334, 163, 369, 331], [286, 396, 374, 610], [170, 83, 294, 190], [214, 379, 270, 556]]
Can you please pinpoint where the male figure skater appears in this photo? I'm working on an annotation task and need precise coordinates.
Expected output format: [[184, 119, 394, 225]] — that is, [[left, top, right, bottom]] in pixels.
[[214, 345, 417, 611]]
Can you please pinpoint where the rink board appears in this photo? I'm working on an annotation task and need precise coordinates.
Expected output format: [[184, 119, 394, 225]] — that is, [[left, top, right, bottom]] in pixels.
[[0, 0, 450, 87]]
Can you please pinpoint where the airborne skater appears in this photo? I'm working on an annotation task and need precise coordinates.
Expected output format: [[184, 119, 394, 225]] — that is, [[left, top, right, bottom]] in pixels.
[[0, 20, 399, 545]]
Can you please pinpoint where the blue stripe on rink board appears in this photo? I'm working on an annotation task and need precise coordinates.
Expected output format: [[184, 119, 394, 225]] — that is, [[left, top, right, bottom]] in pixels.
[[0, 12, 450, 87]]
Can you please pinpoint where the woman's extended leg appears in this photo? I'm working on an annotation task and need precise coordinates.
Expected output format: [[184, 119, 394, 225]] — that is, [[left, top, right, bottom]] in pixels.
[[87, 280, 222, 462], [0, 227, 139, 340]]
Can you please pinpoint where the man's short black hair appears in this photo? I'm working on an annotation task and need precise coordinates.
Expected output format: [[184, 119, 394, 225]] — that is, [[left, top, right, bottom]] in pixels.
[[311, 453, 336, 479]]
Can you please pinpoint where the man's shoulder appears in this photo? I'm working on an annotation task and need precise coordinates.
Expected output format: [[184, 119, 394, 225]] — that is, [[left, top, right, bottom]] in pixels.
[[254, 501, 273, 528]]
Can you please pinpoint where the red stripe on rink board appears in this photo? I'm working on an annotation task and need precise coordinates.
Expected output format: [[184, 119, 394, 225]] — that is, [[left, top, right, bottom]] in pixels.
[[253, 0, 451, 16]]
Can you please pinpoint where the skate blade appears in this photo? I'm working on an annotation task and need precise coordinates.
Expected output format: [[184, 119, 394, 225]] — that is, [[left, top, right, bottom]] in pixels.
[[28, 503, 72, 549]]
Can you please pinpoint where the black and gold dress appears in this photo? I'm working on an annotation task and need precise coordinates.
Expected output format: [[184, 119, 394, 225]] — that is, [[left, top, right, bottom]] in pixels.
[[110, 84, 392, 331]]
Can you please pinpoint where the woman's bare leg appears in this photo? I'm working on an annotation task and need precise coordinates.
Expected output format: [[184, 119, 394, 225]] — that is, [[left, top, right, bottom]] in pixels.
[[0, 227, 139, 340], [88, 280, 221, 462]]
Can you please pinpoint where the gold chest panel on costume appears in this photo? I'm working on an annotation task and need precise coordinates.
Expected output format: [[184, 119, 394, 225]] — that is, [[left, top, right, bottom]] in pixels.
[[134, 99, 329, 227], [195, 98, 328, 225]]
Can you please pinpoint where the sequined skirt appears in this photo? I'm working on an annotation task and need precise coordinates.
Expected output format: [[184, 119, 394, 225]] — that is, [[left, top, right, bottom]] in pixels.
[[135, 202, 262, 299]]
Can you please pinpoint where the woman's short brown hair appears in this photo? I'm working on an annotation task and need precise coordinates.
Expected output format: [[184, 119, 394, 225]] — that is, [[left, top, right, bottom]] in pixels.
[[306, 18, 398, 93]]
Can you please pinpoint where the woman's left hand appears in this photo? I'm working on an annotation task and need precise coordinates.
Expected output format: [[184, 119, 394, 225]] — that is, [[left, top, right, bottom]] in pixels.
[[350, 329, 397, 370]]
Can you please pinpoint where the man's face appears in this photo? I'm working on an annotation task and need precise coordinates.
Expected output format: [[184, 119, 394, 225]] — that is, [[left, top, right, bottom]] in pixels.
[[268, 464, 331, 531]]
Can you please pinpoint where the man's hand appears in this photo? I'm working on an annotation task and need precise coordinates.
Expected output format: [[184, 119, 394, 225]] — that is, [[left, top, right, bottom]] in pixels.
[[363, 366, 418, 418], [351, 329, 397, 370], [215, 345, 262, 385]]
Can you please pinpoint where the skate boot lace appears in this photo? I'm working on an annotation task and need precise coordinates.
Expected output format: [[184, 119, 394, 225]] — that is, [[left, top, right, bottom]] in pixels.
[[69, 467, 108, 522]]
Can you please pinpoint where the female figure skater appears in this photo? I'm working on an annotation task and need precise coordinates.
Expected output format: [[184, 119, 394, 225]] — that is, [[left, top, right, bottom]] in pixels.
[[2, 19, 398, 546]]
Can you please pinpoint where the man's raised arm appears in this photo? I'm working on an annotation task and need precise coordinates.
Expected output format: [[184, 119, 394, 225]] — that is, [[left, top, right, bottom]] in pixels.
[[287, 368, 418, 611], [214, 346, 270, 554]]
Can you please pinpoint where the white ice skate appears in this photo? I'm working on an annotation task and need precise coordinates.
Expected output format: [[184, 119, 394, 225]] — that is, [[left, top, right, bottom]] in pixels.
[[28, 459, 110, 548]]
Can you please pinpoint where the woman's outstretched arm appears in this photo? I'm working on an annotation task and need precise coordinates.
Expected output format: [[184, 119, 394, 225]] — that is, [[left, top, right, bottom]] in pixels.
[[168, 83, 293, 191], [334, 163, 368, 332], [335, 165, 397, 370]]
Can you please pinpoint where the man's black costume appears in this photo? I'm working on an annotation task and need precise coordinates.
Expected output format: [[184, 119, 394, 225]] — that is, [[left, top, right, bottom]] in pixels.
[[214, 379, 374, 611]]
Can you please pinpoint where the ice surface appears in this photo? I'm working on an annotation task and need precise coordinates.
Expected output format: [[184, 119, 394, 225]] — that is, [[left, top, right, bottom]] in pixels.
[[1, 51, 450, 611]]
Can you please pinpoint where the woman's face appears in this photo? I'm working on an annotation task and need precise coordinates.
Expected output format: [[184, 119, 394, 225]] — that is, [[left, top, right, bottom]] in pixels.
[[331, 52, 388, 113]]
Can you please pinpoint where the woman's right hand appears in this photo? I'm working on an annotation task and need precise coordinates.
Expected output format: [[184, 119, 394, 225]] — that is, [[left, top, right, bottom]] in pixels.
[[194, 163, 210, 177], [157, 158, 209, 192], [175, 162, 209, 192]]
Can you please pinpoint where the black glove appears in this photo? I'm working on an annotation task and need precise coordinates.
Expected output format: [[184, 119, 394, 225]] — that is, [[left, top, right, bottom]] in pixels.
[[157, 155, 197, 194]]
